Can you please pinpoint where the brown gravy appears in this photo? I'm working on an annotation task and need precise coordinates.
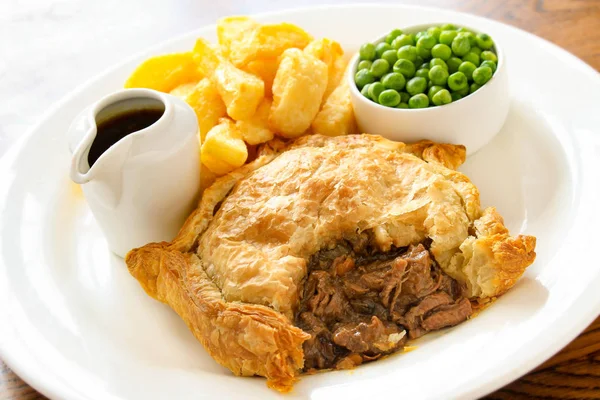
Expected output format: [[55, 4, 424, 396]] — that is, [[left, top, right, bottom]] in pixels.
[[88, 108, 164, 167]]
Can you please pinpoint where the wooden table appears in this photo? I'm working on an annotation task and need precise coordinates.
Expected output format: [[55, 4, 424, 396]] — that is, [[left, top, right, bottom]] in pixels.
[[1, 0, 599, 398]]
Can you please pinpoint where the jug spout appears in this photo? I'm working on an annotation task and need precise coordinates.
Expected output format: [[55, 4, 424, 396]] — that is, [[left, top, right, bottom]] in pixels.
[[68, 106, 97, 184], [69, 114, 132, 199], [68, 110, 138, 212], [69, 127, 97, 185], [68, 89, 168, 203]]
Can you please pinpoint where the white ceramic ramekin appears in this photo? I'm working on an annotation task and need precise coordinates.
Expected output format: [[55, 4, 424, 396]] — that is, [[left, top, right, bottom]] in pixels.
[[348, 23, 509, 155]]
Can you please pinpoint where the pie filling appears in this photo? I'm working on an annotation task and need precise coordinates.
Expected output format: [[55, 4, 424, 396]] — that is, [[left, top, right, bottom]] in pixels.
[[295, 239, 473, 371]]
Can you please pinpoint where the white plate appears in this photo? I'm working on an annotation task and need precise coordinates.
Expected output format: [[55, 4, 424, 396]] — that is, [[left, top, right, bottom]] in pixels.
[[1, 4, 600, 400]]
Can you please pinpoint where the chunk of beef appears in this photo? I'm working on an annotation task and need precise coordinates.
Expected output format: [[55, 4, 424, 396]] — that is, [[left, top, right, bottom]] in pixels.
[[297, 312, 338, 370], [304, 271, 352, 324], [400, 244, 439, 297], [343, 257, 406, 301], [349, 297, 388, 320], [421, 297, 472, 331], [439, 274, 465, 298], [333, 316, 406, 354], [398, 291, 454, 339], [391, 293, 420, 316]]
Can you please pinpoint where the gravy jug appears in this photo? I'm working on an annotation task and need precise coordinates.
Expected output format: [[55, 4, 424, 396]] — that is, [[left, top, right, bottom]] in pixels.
[[68, 88, 201, 257]]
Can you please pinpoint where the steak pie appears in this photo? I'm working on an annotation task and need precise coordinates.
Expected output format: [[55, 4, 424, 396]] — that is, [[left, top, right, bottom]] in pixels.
[[126, 134, 536, 391]]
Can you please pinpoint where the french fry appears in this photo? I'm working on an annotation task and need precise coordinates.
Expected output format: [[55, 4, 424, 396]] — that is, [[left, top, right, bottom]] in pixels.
[[304, 38, 346, 102], [201, 119, 248, 175], [213, 62, 265, 121], [311, 80, 357, 137], [229, 23, 313, 67], [269, 48, 328, 138], [186, 78, 227, 141], [236, 98, 274, 145], [192, 39, 221, 76], [217, 16, 260, 59]]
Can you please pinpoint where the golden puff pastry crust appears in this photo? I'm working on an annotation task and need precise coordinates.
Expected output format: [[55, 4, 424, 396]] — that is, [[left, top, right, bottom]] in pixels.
[[127, 245, 309, 392], [126, 134, 536, 391]]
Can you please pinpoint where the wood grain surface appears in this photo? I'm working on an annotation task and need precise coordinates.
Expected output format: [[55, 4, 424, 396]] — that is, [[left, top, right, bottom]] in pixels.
[[1, 0, 599, 399]]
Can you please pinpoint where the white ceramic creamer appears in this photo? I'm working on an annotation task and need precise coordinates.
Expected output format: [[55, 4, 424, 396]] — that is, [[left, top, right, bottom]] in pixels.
[[68, 88, 201, 257]]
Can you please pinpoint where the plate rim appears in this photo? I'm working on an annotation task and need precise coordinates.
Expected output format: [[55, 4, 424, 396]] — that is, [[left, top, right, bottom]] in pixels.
[[1, 3, 599, 400]]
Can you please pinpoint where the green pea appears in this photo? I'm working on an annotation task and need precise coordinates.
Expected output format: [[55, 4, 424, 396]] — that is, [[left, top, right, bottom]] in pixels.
[[447, 57, 462, 73], [470, 82, 482, 93], [472, 66, 493, 84], [400, 91, 411, 103], [381, 72, 406, 91], [359, 43, 376, 61], [414, 31, 426, 41], [458, 61, 477, 80], [376, 42, 393, 58], [439, 30, 458, 46], [470, 46, 482, 56], [452, 36, 471, 56], [476, 33, 494, 50], [480, 51, 498, 63], [428, 80, 434, 89], [355, 69, 375, 89], [360, 83, 371, 98], [417, 46, 431, 59], [406, 77, 427, 96], [415, 56, 424, 67], [397, 45, 418, 62], [457, 32, 477, 47], [457, 27, 471, 33], [386, 29, 404, 44], [370, 59, 390, 78], [466, 35, 477, 47], [392, 34, 414, 49], [368, 82, 385, 102], [396, 102, 409, 109], [428, 85, 444, 101], [441, 23, 458, 31], [381, 50, 398, 66], [432, 88, 452, 106], [481, 60, 497, 73], [427, 27, 442, 40], [453, 86, 469, 96], [393, 59, 415, 79], [379, 89, 401, 107], [417, 34, 437, 50], [429, 65, 449, 85], [357, 60, 372, 71], [420, 62, 430, 70], [451, 92, 463, 101], [462, 52, 480, 66], [430, 58, 448, 70], [408, 93, 429, 108], [415, 68, 430, 80], [447, 71, 468, 91], [431, 44, 452, 61]]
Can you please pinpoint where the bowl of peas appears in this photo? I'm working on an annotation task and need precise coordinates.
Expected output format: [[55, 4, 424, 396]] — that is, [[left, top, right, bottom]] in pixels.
[[347, 23, 509, 155]]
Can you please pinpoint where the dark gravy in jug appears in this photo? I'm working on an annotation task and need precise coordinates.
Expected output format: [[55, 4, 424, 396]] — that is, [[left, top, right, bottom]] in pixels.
[[88, 108, 164, 167]]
